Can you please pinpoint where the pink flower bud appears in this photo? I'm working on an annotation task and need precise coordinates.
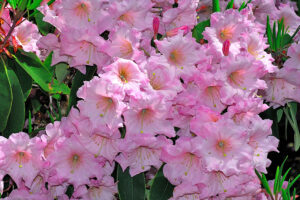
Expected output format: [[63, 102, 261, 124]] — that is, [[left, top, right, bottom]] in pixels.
[[166, 26, 190, 37], [153, 17, 160, 39], [222, 40, 230, 56]]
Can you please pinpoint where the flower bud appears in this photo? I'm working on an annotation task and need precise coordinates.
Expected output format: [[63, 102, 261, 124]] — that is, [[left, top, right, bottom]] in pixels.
[[153, 17, 159, 39], [166, 26, 189, 37], [222, 39, 230, 56]]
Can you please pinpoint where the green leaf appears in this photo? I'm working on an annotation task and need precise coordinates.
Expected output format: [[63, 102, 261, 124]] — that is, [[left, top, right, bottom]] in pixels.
[[212, 0, 221, 12], [55, 63, 69, 83], [266, 16, 273, 49], [225, 0, 234, 9], [44, 51, 53, 69], [0, 59, 13, 132], [277, 108, 283, 123], [192, 19, 210, 42], [17, 0, 28, 11], [117, 165, 145, 200], [8, 58, 32, 101], [31, 98, 42, 113], [276, 19, 283, 50], [273, 166, 280, 194], [27, 0, 42, 10], [149, 165, 174, 200], [49, 79, 70, 95], [261, 174, 272, 195], [3, 66, 25, 137], [67, 66, 96, 113], [13, 51, 52, 92]]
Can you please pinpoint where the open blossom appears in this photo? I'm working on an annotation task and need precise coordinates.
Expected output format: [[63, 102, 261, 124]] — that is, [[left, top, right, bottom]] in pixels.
[[123, 94, 175, 137], [105, 24, 142, 60], [155, 32, 199, 75], [0, 132, 46, 187], [203, 9, 249, 56], [161, 137, 205, 185], [200, 119, 253, 176], [60, 28, 110, 69], [46, 135, 104, 188], [261, 73, 300, 107], [109, 0, 154, 31], [102, 58, 148, 96], [13, 20, 41, 56], [115, 134, 170, 176], [77, 77, 125, 129]]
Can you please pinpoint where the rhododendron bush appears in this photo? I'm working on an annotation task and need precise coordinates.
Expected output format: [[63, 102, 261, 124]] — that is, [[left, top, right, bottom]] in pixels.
[[0, 0, 300, 199]]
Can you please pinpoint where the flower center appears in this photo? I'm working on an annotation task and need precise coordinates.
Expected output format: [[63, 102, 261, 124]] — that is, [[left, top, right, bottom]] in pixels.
[[169, 49, 184, 66], [219, 26, 234, 41]]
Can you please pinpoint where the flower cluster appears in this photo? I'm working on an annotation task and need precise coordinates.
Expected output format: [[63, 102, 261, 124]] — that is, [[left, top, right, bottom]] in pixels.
[[2, 0, 300, 199]]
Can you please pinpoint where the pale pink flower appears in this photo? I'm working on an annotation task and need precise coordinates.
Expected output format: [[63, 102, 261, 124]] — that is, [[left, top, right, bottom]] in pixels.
[[203, 9, 249, 56], [78, 132, 120, 163], [200, 119, 253, 176], [60, 0, 102, 30], [77, 77, 125, 129], [248, 119, 279, 173], [276, 4, 300, 35], [60, 28, 110, 68], [102, 58, 148, 96], [0, 132, 46, 187], [123, 94, 175, 137], [161, 137, 205, 185], [109, 0, 154, 30], [13, 20, 41, 56], [190, 105, 221, 137], [115, 134, 170, 176], [261, 74, 300, 107], [47, 135, 104, 188], [143, 56, 183, 99], [105, 24, 142, 60], [155, 32, 199, 75]]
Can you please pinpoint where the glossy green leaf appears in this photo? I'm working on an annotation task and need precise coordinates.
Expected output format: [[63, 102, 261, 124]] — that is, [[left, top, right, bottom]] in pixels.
[[27, 0, 43, 10], [49, 79, 70, 95], [3, 66, 25, 137], [266, 16, 273, 49], [225, 0, 234, 9], [13, 52, 52, 92], [0, 59, 13, 132], [277, 108, 283, 123], [117, 165, 145, 200], [44, 51, 53, 69], [67, 66, 96, 113], [149, 165, 174, 200], [212, 0, 221, 12], [55, 63, 69, 83], [8, 58, 32, 100], [192, 19, 210, 42]]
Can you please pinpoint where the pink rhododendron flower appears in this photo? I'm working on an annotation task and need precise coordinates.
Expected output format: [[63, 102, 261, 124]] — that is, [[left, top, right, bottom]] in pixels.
[[103, 58, 148, 96], [203, 9, 249, 56], [161, 137, 205, 185], [105, 24, 142, 60], [60, 28, 110, 69], [47, 135, 104, 188], [200, 119, 253, 175], [0, 132, 45, 187], [13, 20, 41, 56], [116, 134, 170, 176], [123, 94, 175, 137], [155, 32, 199, 75]]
